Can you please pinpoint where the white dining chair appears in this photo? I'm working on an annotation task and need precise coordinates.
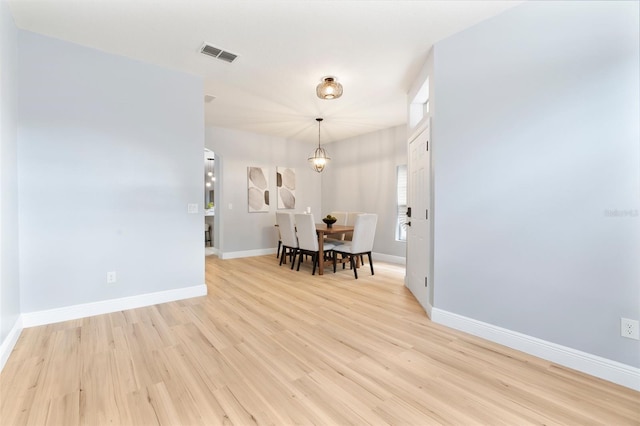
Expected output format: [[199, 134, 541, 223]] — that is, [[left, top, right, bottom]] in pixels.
[[276, 212, 298, 269], [344, 211, 364, 241], [333, 213, 377, 279], [294, 213, 337, 275], [325, 211, 348, 243], [276, 226, 282, 258]]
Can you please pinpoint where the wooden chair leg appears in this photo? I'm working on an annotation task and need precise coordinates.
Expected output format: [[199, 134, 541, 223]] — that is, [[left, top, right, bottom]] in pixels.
[[296, 251, 303, 271], [277, 240, 281, 258], [367, 252, 374, 275], [279, 248, 286, 266], [312, 253, 318, 275], [290, 249, 297, 270], [351, 255, 358, 279]]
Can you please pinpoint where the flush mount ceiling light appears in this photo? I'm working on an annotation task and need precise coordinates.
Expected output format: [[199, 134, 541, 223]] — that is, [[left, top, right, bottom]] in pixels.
[[308, 118, 330, 173], [316, 76, 343, 100]]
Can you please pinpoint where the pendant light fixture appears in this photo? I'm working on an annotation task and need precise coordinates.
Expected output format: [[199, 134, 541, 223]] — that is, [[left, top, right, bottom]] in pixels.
[[316, 76, 343, 100], [308, 118, 330, 173]]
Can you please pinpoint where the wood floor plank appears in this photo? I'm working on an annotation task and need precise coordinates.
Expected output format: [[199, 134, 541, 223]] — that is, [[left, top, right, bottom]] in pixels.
[[44, 390, 80, 426], [79, 351, 123, 426], [161, 344, 231, 424], [1, 254, 638, 425], [125, 387, 160, 426]]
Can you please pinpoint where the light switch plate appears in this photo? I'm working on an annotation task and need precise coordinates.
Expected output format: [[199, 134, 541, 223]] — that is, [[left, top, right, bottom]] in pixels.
[[188, 203, 198, 214]]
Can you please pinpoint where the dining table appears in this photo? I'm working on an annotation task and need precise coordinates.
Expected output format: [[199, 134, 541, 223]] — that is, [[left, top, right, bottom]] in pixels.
[[315, 223, 354, 275]]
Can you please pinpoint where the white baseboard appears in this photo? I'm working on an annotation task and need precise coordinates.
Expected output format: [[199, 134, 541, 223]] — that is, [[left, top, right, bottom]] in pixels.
[[0, 316, 23, 373], [221, 248, 276, 259], [219, 249, 405, 264], [403, 279, 432, 319], [205, 247, 219, 256], [372, 252, 406, 265], [424, 301, 433, 319], [21, 284, 208, 328], [432, 308, 640, 391]]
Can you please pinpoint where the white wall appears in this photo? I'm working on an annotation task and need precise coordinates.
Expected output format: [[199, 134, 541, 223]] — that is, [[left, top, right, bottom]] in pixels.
[[206, 125, 407, 259], [18, 31, 205, 313], [432, 1, 639, 367], [0, 0, 20, 344], [321, 126, 407, 258], [206, 126, 322, 256]]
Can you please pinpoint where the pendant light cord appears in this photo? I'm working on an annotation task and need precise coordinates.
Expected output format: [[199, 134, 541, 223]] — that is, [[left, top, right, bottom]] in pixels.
[[316, 117, 323, 149]]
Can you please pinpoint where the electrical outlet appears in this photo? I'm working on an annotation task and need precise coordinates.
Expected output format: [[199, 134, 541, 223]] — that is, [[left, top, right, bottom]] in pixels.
[[107, 271, 117, 284], [620, 318, 639, 340]]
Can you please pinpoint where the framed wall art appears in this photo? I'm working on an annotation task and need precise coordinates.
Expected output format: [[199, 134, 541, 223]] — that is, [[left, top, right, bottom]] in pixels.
[[247, 166, 269, 212], [277, 167, 296, 209]]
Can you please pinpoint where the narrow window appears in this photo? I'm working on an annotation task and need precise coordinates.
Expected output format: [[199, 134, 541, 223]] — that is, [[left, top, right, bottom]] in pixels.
[[409, 77, 429, 129], [396, 165, 407, 242]]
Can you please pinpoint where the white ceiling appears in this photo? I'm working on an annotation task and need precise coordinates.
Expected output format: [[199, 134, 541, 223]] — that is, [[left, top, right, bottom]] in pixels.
[[8, 0, 521, 144]]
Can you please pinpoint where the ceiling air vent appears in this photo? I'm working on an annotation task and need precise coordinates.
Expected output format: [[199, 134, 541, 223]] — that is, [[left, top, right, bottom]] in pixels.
[[200, 43, 238, 63]]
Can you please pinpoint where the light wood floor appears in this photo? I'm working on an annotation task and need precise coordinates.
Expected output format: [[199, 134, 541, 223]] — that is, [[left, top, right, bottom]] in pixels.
[[1, 255, 639, 425]]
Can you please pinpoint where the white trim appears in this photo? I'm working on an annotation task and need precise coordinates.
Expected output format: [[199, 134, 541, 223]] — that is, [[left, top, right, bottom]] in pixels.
[[221, 248, 276, 259], [424, 302, 433, 319], [0, 316, 23, 373], [372, 252, 405, 265], [21, 285, 207, 328], [406, 285, 432, 319], [432, 308, 640, 391], [219, 249, 405, 264], [205, 247, 219, 257], [408, 119, 430, 144]]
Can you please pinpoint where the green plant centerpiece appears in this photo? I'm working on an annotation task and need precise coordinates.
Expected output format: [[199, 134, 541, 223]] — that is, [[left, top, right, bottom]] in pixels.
[[322, 214, 337, 227]]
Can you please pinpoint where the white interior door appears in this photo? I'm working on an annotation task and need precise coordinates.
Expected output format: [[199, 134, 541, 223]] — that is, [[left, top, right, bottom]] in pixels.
[[406, 121, 432, 313]]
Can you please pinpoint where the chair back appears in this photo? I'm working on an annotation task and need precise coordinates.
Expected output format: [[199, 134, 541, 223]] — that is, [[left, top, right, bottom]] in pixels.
[[351, 214, 377, 253], [328, 211, 348, 241], [330, 211, 348, 226], [294, 213, 318, 251], [344, 211, 364, 241], [276, 212, 298, 248], [325, 212, 348, 241]]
